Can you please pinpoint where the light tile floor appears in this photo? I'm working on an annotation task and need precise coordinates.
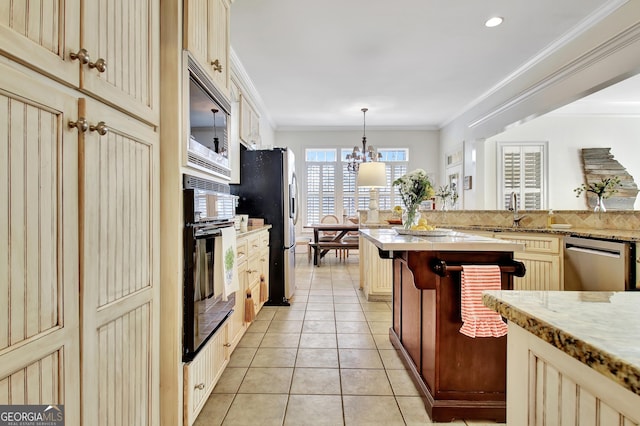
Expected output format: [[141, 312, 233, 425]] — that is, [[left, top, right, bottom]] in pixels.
[[194, 252, 506, 425]]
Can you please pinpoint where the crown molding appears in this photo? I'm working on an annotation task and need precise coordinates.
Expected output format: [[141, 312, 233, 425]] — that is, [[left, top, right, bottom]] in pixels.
[[442, 0, 629, 129], [229, 48, 277, 129], [467, 17, 640, 130]]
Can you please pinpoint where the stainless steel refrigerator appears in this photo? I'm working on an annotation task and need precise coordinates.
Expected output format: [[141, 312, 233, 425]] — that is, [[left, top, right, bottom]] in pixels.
[[231, 147, 298, 305]]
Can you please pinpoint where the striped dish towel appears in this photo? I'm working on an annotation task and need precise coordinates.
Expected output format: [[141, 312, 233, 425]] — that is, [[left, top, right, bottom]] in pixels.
[[459, 265, 508, 338]]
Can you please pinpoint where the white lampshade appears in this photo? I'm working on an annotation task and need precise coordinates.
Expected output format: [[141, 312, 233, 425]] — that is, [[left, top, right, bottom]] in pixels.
[[356, 162, 386, 187]]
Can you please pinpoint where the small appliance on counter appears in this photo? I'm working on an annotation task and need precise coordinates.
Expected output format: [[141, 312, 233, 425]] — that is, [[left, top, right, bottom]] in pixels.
[[231, 146, 298, 305]]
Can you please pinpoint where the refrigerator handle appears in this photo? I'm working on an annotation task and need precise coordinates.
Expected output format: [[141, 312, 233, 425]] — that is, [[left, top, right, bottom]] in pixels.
[[291, 171, 299, 225]]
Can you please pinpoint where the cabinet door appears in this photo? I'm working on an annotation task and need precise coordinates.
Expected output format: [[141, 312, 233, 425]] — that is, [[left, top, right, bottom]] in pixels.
[[184, 0, 229, 99], [239, 94, 260, 145], [80, 99, 160, 425], [81, 0, 160, 124], [184, 0, 209, 78], [0, 0, 80, 86], [513, 253, 562, 291], [0, 64, 80, 421], [209, 0, 230, 98], [183, 324, 229, 426]]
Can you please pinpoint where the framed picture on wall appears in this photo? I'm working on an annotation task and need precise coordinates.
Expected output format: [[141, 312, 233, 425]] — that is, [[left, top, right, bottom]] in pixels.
[[464, 176, 472, 190]]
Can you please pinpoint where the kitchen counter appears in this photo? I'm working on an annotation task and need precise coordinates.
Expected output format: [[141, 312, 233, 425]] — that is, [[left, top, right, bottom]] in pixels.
[[450, 225, 640, 243], [483, 290, 640, 424], [236, 224, 272, 237], [359, 228, 523, 252], [483, 290, 640, 395]]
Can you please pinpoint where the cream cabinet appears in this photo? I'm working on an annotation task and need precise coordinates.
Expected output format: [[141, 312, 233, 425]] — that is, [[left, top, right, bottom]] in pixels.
[[239, 94, 260, 145], [507, 323, 640, 424], [1, 0, 160, 423], [228, 236, 249, 349], [184, 0, 231, 100], [359, 235, 393, 301], [79, 97, 160, 425], [492, 232, 564, 291], [0, 63, 80, 419], [183, 323, 230, 426], [0, 0, 159, 125]]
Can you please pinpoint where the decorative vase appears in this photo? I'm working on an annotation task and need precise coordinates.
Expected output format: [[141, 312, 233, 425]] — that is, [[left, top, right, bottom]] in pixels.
[[402, 206, 421, 230], [594, 195, 606, 213]]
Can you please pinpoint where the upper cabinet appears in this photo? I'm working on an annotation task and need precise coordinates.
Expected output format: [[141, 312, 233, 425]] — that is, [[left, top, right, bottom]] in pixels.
[[0, 0, 159, 125], [239, 94, 260, 146], [184, 0, 231, 101]]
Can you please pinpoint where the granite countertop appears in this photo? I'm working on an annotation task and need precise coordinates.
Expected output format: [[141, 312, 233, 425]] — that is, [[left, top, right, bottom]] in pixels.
[[483, 290, 640, 396], [446, 225, 640, 243], [360, 228, 523, 252], [237, 224, 272, 237]]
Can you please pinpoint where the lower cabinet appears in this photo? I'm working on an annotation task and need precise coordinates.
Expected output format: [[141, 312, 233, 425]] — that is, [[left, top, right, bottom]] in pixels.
[[490, 232, 564, 291], [507, 323, 640, 424], [183, 324, 230, 426], [182, 227, 270, 425], [359, 235, 393, 301]]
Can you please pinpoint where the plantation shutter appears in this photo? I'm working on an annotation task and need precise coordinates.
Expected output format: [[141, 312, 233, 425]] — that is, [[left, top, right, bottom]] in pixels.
[[306, 163, 336, 224], [342, 163, 357, 217], [498, 142, 547, 210]]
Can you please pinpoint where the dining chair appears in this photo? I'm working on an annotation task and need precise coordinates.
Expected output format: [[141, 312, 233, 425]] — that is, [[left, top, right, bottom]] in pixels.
[[319, 214, 343, 258], [342, 216, 360, 258]]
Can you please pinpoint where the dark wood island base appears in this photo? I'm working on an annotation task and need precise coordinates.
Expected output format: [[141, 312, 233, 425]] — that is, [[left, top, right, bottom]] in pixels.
[[388, 250, 525, 423]]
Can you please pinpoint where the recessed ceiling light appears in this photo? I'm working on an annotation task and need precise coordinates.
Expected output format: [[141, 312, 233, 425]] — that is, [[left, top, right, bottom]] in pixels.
[[485, 16, 504, 28]]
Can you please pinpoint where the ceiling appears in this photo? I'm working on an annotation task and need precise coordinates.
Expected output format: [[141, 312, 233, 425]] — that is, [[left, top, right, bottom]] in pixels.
[[230, 0, 629, 130]]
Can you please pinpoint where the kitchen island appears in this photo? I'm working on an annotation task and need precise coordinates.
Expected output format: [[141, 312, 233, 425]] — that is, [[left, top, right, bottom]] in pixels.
[[483, 290, 640, 424], [360, 228, 524, 422]]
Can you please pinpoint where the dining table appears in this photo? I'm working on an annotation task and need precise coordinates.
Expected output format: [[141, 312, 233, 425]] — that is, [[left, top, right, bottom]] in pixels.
[[303, 223, 360, 265]]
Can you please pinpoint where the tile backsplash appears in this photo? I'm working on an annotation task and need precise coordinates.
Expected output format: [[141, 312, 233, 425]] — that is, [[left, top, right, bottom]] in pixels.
[[360, 210, 640, 231]]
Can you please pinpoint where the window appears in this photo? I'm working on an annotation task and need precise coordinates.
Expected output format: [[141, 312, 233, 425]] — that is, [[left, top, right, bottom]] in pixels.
[[497, 142, 548, 210], [306, 149, 337, 225], [304, 148, 409, 224]]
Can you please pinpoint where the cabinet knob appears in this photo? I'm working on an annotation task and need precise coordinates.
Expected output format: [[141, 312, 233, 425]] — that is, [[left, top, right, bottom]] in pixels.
[[69, 48, 90, 65], [89, 121, 109, 136], [223, 343, 231, 347], [68, 117, 89, 132], [211, 59, 223, 73], [194, 383, 205, 390], [89, 58, 107, 73]]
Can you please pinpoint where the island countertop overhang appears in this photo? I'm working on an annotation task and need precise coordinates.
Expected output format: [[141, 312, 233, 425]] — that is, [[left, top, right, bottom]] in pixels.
[[483, 290, 640, 397], [359, 228, 524, 252]]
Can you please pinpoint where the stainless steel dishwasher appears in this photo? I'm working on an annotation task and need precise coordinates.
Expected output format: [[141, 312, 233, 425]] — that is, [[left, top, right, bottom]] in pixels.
[[564, 236, 635, 291]]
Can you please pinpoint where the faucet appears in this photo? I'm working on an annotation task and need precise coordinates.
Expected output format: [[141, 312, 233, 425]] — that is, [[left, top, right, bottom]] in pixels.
[[508, 191, 526, 227]]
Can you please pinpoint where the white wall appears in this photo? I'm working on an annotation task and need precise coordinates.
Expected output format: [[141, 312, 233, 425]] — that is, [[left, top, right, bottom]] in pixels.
[[439, 2, 640, 210], [484, 115, 640, 210], [275, 129, 440, 231], [276, 129, 440, 174]]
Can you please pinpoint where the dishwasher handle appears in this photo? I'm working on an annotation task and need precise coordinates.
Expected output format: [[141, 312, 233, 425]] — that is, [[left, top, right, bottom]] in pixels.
[[565, 245, 621, 258]]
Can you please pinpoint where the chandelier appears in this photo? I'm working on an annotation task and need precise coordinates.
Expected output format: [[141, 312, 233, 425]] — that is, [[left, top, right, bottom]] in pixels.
[[346, 108, 381, 172]]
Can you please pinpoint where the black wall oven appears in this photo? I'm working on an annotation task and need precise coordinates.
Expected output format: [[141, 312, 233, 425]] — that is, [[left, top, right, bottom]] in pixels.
[[183, 175, 237, 362]]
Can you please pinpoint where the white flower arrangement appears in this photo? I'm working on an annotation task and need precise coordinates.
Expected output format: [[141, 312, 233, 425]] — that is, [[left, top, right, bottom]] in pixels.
[[392, 169, 435, 210]]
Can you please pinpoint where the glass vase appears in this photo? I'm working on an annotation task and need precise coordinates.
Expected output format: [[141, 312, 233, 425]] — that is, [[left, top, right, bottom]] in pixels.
[[594, 195, 606, 213], [402, 206, 421, 230]]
